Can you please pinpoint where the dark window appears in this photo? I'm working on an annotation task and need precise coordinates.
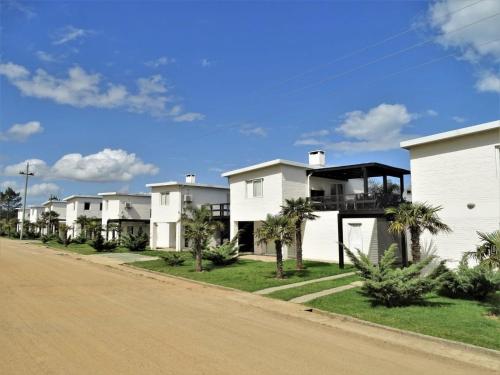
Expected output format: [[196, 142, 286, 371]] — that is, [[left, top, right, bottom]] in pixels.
[[99, 202, 103, 211], [84, 202, 91, 210]]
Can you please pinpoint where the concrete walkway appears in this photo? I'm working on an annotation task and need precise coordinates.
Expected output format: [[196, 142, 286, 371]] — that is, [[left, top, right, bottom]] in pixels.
[[289, 281, 363, 303], [239, 254, 276, 262], [254, 271, 356, 295], [85, 252, 159, 265]]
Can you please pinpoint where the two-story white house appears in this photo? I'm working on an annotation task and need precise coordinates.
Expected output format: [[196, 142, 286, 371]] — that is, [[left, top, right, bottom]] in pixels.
[[401, 120, 500, 266], [41, 200, 66, 235], [16, 208, 30, 232], [222, 151, 410, 267], [98, 192, 151, 240], [28, 205, 44, 232], [63, 195, 102, 238], [147, 175, 230, 251]]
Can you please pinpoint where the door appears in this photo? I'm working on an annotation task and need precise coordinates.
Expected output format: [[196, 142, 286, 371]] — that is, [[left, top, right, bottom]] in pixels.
[[238, 221, 254, 253]]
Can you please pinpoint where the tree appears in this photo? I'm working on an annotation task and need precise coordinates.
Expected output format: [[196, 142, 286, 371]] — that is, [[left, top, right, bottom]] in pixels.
[[386, 202, 451, 263], [86, 219, 102, 240], [182, 206, 223, 272], [256, 214, 294, 279], [0, 187, 22, 220], [76, 215, 90, 238], [40, 211, 60, 235], [281, 197, 318, 270], [368, 178, 400, 196], [465, 230, 500, 270]]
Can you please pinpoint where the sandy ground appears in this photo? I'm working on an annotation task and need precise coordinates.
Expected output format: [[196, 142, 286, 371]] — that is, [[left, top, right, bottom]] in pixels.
[[0, 238, 497, 375]]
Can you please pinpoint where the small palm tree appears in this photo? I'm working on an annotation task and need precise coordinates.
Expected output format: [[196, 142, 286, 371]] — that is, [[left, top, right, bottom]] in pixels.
[[465, 230, 500, 270], [281, 198, 318, 270], [182, 206, 223, 272], [256, 214, 294, 279], [386, 202, 450, 263], [76, 215, 89, 238]]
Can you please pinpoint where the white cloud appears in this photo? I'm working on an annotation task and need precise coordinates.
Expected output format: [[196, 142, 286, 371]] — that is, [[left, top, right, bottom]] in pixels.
[[201, 58, 213, 67], [239, 124, 268, 137], [475, 70, 500, 93], [0, 121, 43, 141], [4, 0, 36, 18], [452, 115, 467, 123], [52, 25, 93, 45], [299, 129, 331, 138], [4, 149, 159, 182], [173, 112, 205, 122], [145, 56, 176, 68], [294, 103, 416, 153], [426, 109, 438, 117], [0, 180, 60, 197], [35, 50, 58, 63], [0, 62, 203, 120]]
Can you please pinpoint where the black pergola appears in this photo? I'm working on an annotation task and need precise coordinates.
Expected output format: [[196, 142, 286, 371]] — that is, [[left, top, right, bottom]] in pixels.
[[307, 162, 410, 269], [308, 162, 410, 200]]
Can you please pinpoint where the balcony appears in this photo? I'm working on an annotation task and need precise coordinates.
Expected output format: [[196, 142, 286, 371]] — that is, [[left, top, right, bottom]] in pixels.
[[309, 193, 404, 213], [206, 203, 230, 218]]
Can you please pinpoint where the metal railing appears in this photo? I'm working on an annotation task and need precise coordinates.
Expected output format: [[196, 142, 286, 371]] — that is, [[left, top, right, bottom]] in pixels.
[[205, 203, 230, 218], [309, 193, 403, 212]]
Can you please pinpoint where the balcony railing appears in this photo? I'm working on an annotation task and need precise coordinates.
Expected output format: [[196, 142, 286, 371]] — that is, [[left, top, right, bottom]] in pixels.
[[205, 203, 230, 218], [309, 193, 403, 212]]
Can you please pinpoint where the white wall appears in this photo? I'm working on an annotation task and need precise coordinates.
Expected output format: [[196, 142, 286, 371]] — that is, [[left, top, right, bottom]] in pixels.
[[101, 195, 151, 238], [65, 197, 102, 237], [409, 127, 500, 266], [302, 211, 340, 262]]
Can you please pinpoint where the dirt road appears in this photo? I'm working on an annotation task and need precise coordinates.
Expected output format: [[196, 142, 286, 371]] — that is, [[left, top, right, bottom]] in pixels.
[[0, 238, 497, 374]]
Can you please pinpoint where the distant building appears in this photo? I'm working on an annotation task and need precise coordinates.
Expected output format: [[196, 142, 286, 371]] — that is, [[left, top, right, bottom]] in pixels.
[[63, 195, 102, 238], [41, 200, 66, 235]]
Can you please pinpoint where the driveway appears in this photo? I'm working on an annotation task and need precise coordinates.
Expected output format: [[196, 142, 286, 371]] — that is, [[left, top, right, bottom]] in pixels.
[[0, 238, 497, 375]]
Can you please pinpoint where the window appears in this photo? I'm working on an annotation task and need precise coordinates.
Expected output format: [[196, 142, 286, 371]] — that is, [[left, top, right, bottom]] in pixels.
[[160, 192, 169, 205], [246, 178, 263, 198], [84, 202, 90, 210], [330, 184, 344, 197], [99, 202, 103, 211]]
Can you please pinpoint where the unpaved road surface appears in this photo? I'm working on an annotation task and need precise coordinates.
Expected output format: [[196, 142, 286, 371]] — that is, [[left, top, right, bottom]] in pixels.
[[0, 238, 497, 375]]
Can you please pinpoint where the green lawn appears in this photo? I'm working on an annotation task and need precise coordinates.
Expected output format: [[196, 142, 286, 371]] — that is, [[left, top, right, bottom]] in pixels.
[[268, 274, 360, 301], [131, 253, 353, 292], [307, 289, 500, 350], [42, 240, 133, 255]]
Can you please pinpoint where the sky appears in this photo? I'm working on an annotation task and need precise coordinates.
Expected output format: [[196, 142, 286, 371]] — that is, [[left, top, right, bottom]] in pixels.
[[0, 0, 499, 204]]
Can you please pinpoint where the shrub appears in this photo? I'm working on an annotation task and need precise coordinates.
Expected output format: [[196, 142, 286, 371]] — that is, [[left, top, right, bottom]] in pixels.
[[73, 234, 88, 244], [437, 257, 500, 301], [160, 252, 186, 266], [90, 234, 118, 252], [122, 232, 149, 252], [41, 234, 59, 244], [203, 237, 239, 266], [345, 244, 438, 307]]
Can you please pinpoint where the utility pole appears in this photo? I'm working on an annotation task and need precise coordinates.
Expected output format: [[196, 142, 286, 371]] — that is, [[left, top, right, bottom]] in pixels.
[[19, 162, 34, 240]]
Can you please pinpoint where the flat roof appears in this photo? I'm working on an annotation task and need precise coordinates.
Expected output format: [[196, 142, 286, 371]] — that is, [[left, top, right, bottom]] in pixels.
[[146, 181, 229, 190], [98, 192, 151, 197], [62, 195, 102, 201], [309, 162, 410, 180], [42, 200, 66, 206], [400, 120, 499, 149], [221, 159, 310, 177]]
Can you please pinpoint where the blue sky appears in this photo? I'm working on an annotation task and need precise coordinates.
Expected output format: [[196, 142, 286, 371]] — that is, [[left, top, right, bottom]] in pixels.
[[1, 0, 499, 203]]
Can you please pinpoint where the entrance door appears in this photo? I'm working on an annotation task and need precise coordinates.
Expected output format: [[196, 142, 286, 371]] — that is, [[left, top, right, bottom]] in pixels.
[[238, 221, 254, 253]]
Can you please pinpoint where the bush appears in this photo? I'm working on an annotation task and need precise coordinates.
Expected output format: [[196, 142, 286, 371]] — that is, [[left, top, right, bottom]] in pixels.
[[41, 234, 59, 243], [90, 234, 117, 252], [72, 234, 88, 244], [203, 237, 239, 266], [122, 232, 149, 252], [160, 252, 186, 266], [345, 244, 438, 307], [437, 257, 500, 301], [57, 235, 72, 247]]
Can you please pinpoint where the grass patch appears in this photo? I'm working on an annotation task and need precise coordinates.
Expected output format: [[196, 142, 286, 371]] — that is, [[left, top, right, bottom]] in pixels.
[[268, 275, 360, 301], [43, 241, 130, 255], [307, 289, 500, 350], [131, 252, 353, 292]]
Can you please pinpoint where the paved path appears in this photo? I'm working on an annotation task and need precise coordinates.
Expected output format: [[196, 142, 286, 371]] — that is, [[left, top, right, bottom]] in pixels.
[[86, 252, 159, 265], [0, 238, 497, 375], [289, 281, 363, 303], [254, 271, 357, 295]]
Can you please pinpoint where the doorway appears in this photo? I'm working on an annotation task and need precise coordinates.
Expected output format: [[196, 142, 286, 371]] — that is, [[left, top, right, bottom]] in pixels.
[[238, 221, 254, 253]]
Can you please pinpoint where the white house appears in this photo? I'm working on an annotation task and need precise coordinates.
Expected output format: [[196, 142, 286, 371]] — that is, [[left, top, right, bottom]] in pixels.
[[16, 208, 29, 232], [63, 195, 102, 238], [147, 175, 230, 250], [41, 200, 66, 235], [28, 205, 44, 232], [98, 192, 151, 240], [222, 151, 410, 266], [401, 120, 500, 266]]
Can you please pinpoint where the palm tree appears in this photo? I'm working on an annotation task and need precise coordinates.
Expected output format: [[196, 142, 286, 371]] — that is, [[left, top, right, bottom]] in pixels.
[[281, 198, 318, 270], [385, 202, 450, 263], [40, 211, 60, 235], [86, 219, 102, 240], [76, 215, 89, 238], [465, 230, 500, 270], [256, 214, 294, 279], [182, 206, 223, 272]]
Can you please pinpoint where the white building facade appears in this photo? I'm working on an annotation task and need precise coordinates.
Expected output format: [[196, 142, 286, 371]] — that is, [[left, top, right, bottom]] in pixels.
[[223, 151, 409, 265], [41, 200, 66, 235], [16, 208, 29, 232], [147, 175, 230, 251], [63, 195, 102, 238], [401, 120, 500, 266], [99, 192, 151, 240]]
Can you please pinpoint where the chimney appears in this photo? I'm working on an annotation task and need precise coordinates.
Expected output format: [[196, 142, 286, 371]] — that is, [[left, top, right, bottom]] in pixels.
[[308, 150, 325, 167], [185, 174, 196, 184]]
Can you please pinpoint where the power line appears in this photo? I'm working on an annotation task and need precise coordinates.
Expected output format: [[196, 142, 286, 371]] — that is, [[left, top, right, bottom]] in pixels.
[[283, 11, 500, 96], [264, 0, 487, 92]]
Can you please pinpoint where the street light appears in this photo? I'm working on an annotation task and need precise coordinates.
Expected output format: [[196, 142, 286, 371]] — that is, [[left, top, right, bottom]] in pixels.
[[19, 162, 34, 240]]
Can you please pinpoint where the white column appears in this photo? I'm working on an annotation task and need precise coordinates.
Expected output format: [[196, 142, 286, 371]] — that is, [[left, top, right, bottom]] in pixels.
[[175, 221, 182, 251]]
